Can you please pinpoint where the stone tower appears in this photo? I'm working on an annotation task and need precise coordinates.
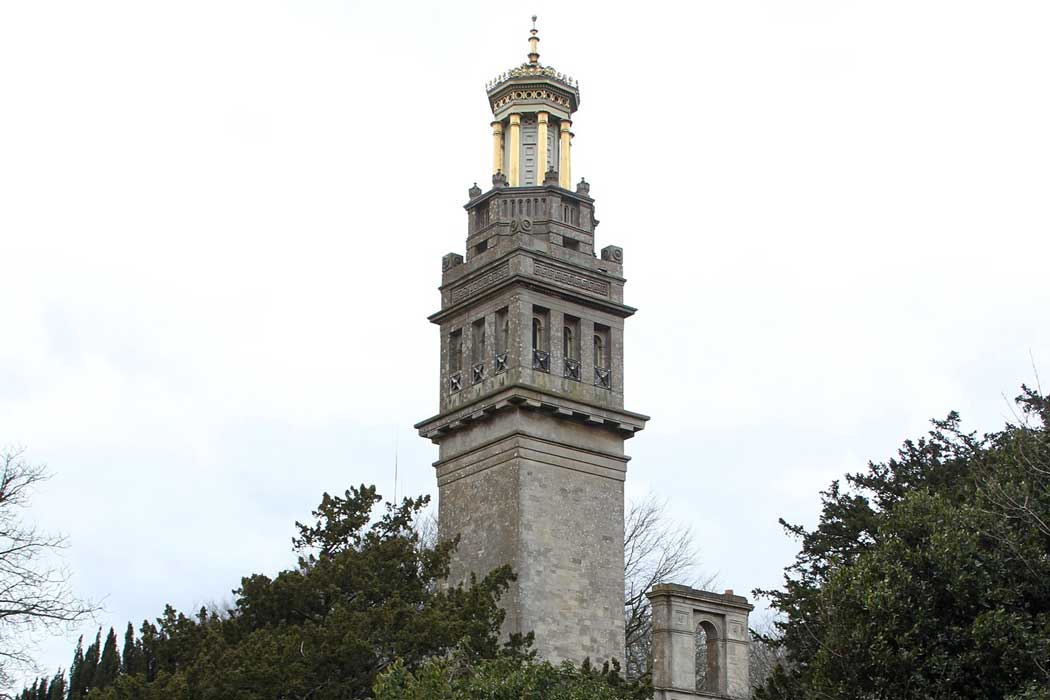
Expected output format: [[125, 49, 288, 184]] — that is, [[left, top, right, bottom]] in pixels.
[[415, 20, 648, 665]]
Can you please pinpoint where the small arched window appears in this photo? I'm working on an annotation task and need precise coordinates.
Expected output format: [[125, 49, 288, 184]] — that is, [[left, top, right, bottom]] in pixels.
[[532, 318, 544, 351], [563, 326, 575, 360]]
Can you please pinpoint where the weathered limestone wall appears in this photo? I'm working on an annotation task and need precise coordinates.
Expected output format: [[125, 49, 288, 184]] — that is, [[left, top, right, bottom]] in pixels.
[[517, 456, 625, 663], [438, 457, 522, 636], [436, 409, 628, 664]]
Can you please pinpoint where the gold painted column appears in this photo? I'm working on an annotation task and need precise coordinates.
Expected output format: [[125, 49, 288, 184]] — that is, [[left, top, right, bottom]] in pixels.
[[508, 114, 521, 187], [537, 112, 549, 182], [559, 119, 572, 188], [491, 121, 504, 175]]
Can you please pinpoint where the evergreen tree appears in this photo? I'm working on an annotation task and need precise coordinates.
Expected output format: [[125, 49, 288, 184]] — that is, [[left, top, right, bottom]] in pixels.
[[757, 387, 1050, 700], [120, 622, 141, 677], [67, 636, 84, 699], [35, 676, 47, 700], [77, 629, 101, 698], [93, 627, 120, 689], [47, 670, 65, 700], [138, 620, 159, 682]]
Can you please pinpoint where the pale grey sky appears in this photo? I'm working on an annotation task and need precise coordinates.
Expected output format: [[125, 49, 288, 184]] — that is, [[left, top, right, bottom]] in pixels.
[[1, 0, 1048, 685]]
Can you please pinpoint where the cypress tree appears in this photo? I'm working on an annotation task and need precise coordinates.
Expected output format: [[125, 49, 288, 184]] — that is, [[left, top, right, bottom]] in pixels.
[[140, 620, 159, 682], [47, 670, 65, 700], [67, 636, 84, 699], [77, 629, 100, 697], [121, 621, 141, 676], [93, 627, 120, 689], [35, 676, 47, 700]]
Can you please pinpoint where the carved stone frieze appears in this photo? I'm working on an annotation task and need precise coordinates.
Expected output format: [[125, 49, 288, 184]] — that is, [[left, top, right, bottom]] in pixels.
[[534, 261, 610, 296], [450, 263, 510, 303]]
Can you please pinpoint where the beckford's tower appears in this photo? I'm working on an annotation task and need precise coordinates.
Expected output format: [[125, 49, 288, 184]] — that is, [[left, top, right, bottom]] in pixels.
[[416, 21, 649, 664]]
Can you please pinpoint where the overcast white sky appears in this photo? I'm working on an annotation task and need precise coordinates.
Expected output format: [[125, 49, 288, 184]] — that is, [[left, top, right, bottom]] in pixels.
[[2, 0, 1049, 684]]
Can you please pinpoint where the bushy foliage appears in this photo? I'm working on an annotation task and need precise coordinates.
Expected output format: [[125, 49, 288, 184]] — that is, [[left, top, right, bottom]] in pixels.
[[756, 387, 1050, 699], [374, 648, 651, 700]]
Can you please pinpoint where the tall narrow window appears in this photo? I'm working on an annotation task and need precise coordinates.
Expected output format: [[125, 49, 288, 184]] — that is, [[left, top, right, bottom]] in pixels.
[[449, 330, 462, 373], [563, 315, 581, 380], [593, 331, 607, 367], [495, 307, 509, 374], [448, 330, 463, 392], [593, 323, 612, 389], [471, 319, 486, 363], [532, 306, 550, 372], [593, 334, 604, 364], [471, 319, 486, 384]]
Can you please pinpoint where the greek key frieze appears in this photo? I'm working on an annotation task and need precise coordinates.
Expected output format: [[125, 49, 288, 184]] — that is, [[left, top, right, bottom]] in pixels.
[[533, 262, 610, 296], [450, 263, 510, 303]]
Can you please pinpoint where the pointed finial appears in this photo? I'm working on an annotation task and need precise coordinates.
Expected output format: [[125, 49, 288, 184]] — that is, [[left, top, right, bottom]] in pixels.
[[528, 15, 540, 65]]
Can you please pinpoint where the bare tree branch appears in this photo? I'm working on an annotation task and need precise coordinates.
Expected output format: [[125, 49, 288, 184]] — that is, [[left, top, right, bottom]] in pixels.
[[623, 492, 714, 680], [0, 448, 99, 691]]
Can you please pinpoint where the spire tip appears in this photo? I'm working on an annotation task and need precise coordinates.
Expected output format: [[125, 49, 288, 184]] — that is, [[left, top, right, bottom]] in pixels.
[[527, 15, 540, 64]]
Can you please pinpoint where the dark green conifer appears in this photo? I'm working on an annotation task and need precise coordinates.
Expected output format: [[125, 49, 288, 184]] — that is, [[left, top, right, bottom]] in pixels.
[[67, 636, 84, 699], [121, 621, 141, 676], [756, 388, 1050, 699], [93, 626, 120, 689], [47, 670, 65, 700], [139, 620, 159, 682], [77, 628, 100, 697]]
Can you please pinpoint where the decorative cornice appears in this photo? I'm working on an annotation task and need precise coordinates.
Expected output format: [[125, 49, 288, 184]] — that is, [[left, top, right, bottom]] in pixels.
[[462, 182, 593, 210], [647, 583, 754, 611], [414, 384, 649, 441], [486, 63, 578, 92]]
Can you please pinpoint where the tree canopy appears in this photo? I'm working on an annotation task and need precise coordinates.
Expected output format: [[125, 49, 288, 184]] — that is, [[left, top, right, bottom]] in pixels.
[[757, 387, 1050, 700]]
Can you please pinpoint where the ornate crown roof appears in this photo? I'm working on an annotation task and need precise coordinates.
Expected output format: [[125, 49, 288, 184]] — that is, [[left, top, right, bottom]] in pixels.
[[485, 17, 580, 118], [486, 63, 579, 94]]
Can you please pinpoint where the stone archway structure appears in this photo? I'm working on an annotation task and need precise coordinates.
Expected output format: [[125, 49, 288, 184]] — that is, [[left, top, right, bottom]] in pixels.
[[648, 584, 753, 699]]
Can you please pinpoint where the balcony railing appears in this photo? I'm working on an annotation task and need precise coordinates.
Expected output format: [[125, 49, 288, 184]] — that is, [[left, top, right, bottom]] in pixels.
[[563, 357, 581, 381], [532, 349, 550, 372], [449, 370, 463, 393], [494, 352, 508, 374], [594, 366, 612, 389]]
